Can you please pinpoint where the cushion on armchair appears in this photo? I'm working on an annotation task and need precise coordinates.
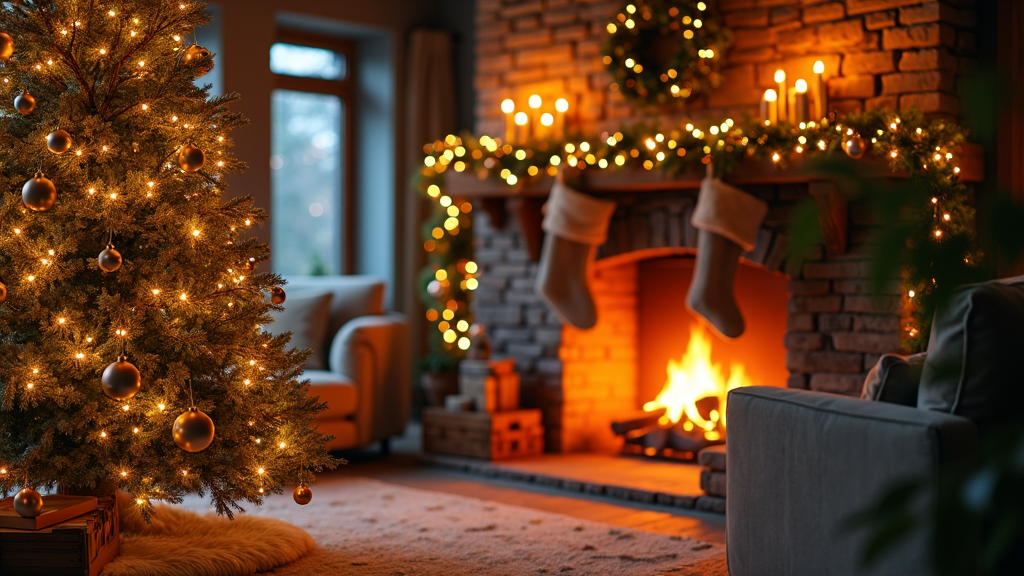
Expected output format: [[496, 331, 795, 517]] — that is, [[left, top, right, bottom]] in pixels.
[[266, 291, 333, 370], [284, 276, 385, 342], [918, 276, 1024, 434], [861, 352, 926, 407]]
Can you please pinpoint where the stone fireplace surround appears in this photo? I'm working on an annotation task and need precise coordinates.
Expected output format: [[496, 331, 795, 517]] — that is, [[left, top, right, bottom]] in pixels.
[[466, 0, 982, 453], [458, 165, 927, 454]]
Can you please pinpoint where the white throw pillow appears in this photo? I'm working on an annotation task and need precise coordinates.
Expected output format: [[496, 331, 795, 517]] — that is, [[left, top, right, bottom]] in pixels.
[[267, 291, 333, 370]]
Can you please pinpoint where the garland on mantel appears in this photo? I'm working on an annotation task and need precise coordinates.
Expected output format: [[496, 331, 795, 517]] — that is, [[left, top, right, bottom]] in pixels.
[[413, 108, 975, 360]]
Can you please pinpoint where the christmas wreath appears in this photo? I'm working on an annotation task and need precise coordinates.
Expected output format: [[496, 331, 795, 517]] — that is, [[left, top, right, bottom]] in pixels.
[[601, 0, 732, 109]]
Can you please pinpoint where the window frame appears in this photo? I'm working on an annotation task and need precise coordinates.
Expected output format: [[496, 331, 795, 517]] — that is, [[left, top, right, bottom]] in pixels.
[[271, 30, 355, 275]]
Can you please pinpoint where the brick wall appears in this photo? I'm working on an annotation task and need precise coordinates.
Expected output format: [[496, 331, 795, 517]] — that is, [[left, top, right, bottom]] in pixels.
[[475, 0, 976, 136], [470, 0, 969, 452]]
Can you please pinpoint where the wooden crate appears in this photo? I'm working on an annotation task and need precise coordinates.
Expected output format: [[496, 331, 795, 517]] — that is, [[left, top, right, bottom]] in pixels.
[[0, 495, 119, 576], [423, 408, 544, 460]]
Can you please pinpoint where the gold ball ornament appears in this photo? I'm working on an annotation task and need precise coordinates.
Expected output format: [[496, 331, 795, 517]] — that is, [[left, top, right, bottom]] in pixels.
[[47, 129, 72, 154], [178, 144, 205, 172], [293, 483, 313, 505], [184, 44, 214, 77], [844, 136, 868, 160], [13, 487, 43, 518], [0, 32, 14, 60], [101, 356, 141, 400], [270, 286, 287, 305], [0, 282, 6, 303], [14, 92, 35, 114], [98, 244, 123, 273], [22, 172, 56, 212], [173, 407, 215, 452]]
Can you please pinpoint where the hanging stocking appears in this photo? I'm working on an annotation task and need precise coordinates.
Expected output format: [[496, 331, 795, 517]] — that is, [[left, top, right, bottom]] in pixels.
[[536, 173, 617, 330], [687, 166, 768, 339]]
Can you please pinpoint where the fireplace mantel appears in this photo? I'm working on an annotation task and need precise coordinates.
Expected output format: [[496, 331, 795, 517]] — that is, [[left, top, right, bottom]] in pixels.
[[449, 143, 983, 262], [447, 143, 984, 198]]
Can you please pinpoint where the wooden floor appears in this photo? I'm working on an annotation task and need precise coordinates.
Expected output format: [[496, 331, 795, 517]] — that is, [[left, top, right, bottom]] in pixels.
[[336, 425, 726, 545]]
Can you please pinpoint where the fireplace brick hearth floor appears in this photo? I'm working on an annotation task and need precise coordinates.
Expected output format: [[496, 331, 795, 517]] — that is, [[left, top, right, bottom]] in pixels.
[[417, 452, 726, 513]]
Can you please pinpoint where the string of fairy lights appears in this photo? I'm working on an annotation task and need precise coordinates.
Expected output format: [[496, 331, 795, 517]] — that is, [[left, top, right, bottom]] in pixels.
[[0, 2, 324, 516], [418, 107, 974, 354]]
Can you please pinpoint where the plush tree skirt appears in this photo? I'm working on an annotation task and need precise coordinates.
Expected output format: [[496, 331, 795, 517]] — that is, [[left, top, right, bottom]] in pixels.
[[103, 476, 725, 575]]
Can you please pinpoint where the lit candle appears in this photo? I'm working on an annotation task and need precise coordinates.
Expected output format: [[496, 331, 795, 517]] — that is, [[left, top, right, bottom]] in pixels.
[[813, 60, 826, 121], [540, 112, 554, 140], [555, 97, 569, 141], [528, 94, 542, 141], [514, 111, 529, 143], [763, 89, 778, 125], [501, 99, 515, 144], [794, 79, 808, 124], [774, 69, 787, 123]]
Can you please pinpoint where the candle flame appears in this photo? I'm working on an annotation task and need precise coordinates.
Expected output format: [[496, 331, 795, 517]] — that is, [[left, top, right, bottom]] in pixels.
[[813, 60, 825, 74], [795, 79, 808, 93], [500, 99, 515, 114], [764, 89, 777, 102], [774, 69, 786, 83]]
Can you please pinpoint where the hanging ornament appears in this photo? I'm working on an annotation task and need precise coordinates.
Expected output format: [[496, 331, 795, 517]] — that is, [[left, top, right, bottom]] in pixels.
[[101, 356, 141, 400], [14, 92, 36, 114], [292, 483, 313, 505], [173, 406, 215, 452], [270, 286, 287, 305], [0, 32, 13, 60], [13, 487, 43, 518], [178, 144, 205, 172], [184, 44, 214, 77], [47, 129, 72, 154], [98, 244, 123, 273], [844, 136, 867, 160], [22, 172, 56, 212], [0, 282, 6, 303]]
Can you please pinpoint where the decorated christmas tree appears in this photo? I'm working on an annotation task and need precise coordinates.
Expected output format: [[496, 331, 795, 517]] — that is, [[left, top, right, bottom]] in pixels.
[[0, 0, 335, 518]]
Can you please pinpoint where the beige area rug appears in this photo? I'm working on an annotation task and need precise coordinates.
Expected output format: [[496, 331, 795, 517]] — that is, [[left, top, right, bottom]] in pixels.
[[155, 475, 726, 576], [101, 492, 315, 576]]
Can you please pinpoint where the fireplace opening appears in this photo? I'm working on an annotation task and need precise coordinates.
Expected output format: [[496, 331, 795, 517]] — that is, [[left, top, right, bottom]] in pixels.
[[618, 256, 789, 459]]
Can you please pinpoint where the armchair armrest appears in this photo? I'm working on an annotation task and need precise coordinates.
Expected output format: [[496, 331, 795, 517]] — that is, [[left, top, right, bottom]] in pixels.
[[727, 386, 977, 576], [328, 313, 411, 445]]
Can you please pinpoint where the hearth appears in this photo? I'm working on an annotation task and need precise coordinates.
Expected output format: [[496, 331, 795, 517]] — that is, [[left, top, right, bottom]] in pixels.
[[461, 167, 934, 455], [605, 255, 789, 462]]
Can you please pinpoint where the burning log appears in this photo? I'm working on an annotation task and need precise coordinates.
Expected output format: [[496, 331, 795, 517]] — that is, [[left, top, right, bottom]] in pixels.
[[610, 407, 667, 436]]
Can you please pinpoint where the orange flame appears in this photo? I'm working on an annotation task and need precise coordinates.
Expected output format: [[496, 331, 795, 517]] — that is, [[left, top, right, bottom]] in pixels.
[[643, 325, 753, 439]]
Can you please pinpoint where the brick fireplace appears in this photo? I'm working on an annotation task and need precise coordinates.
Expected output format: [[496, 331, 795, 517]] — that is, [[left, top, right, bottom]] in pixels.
[[466, 0, 979, 453]]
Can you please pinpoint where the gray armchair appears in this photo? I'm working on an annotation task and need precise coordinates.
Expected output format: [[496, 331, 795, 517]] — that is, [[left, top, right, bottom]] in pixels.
[[727, 276, 1024, 576]]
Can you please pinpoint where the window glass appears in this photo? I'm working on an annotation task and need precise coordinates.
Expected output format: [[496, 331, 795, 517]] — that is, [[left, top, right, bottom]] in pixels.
[[271, 89, 344, 276], [270, 43, 346, 80]]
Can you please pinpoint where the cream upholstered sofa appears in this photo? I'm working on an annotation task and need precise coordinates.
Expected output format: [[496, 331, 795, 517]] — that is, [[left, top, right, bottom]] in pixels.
[[280, 276, 410, 451]]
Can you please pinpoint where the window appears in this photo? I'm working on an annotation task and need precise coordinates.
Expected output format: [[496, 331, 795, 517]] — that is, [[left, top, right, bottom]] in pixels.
[[270, 33, 353, 276]]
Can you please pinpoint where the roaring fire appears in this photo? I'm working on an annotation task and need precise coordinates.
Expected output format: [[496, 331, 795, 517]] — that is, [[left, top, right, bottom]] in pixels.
[[643, 325, 754, 440]]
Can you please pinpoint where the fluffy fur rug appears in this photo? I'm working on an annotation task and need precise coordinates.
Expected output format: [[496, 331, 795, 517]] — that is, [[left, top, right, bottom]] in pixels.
[[133, 475, 727, 575], [101, 492, 315, 576]]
